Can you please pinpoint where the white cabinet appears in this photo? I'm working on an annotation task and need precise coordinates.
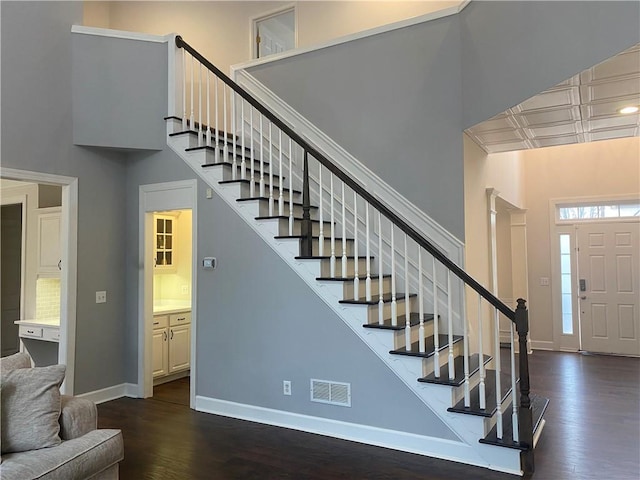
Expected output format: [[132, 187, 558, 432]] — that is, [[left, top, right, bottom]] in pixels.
[[37, 207, 61, 276], [152, 315, 169, 378], [154, 215, 176, 272], [152, 310, 191, 380], [15, 320, 60, 343]]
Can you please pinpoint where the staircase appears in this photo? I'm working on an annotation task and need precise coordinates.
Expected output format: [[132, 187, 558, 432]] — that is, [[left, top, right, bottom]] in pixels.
[[165, 35, 548, 476]]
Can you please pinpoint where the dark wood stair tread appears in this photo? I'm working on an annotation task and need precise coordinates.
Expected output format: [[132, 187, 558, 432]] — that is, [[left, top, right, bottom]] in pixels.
[[203, 162, 277, 176], [297, 255, 368, 261], [390, 334, 462, 358], [166, 120, 237, 141], [259, 216, 330, 224], [479, 394, 549, 450], [339, 293, 416, 305], [219, 179, 301, 194], [277, 235, 352, 242], [238, 198, 316, 209], [316, 273, 389, 282], [447, 369, 516, 417], [418, 353, 492, 387], [363, 312, 434, 331]]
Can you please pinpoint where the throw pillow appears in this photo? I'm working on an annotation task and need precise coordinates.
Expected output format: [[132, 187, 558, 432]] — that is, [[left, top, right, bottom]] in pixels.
[[0, 364, 66, 453], [0, 352, 32, 373]]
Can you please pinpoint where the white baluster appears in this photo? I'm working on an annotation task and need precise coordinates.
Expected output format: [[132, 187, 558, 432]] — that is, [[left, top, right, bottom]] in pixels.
[[510, 322, 519, 442], [418, 248, 425, 353], [288, 138, 293, 236], [268, 122, 274, 216], [198, 62, 202, 146], [462, 284, 471, 408], [278, 130, 284, 216], [494, 307, 503, 439], [341, 182, 347, 278], [433, 258, 440, 378], [259, 115, 265, 198], [250, 107, 255, 197], [390, 225, 397, 327], [478, 294, 486, 410], [231, 91, 237, 179], [189, 54, 194, 129], [404, 234, 411, 350], [182, 49, 186, 130], [206, 70, 211, 147], [222, 80, 228, 159], [353, 193, 359, 301], [378, 212, 384, 325], [330, 175, 336, 276], [365, 203, 372, 302], [240, 100, 246, 180], [318, 166, 324, 256], [447, 270, 455, 381], [213, 77, 219, 160]]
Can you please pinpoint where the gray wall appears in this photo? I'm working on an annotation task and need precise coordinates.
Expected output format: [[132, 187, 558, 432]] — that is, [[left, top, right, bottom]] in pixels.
[[248, 17, 465, 240], [461, 1, 640, 129], [1, 1, 128, 393], [72, 33, 167, 150], [124, 147, 456, 439]]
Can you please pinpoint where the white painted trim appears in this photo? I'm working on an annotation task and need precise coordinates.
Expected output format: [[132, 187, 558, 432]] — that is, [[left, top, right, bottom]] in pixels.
[[71, 25, 168, 44], [249, 4, 297, 61], [0, 168, 77, 395], [138, 180, 198, 408], [530, 340, 555, 351], [195, 396, 521, 477], [233, 70, 464, 259], [231, 0, 470, 73], [77, 383, 138, 405]]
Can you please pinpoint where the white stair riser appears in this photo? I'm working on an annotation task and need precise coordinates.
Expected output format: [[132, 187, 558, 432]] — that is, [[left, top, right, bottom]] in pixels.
[[366, 296, 417, 324], [256, 202, 318, 220], [239, 184, 301, 203], [422, 341, 464, 377], [278, 219, 328, 237], [344, 275, 391, 298], [392, 320, 435, 350], [319, 257, 367, 278]]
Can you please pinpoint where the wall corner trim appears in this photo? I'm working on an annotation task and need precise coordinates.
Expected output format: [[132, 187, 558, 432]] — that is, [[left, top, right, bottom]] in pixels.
[[71, 25, 168, 44]]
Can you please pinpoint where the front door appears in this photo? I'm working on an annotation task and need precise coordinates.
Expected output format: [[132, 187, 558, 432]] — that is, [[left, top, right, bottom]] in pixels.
[[578, 221, 640, 355]]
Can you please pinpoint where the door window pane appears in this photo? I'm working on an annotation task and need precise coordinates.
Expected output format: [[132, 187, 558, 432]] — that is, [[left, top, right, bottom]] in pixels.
[[559, 234, 574, 335]]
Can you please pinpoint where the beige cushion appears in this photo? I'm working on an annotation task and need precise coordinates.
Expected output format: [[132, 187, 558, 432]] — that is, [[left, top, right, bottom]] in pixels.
[[0, 352, 32, 373], [1, 364, 66, 453]]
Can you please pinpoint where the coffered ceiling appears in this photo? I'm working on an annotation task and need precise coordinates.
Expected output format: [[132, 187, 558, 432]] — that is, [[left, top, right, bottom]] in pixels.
[[466, 44, 640, 154]]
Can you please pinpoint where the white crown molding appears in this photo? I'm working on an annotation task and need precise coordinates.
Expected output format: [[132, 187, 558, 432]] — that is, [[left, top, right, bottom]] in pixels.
[[231, 1, 470, 74], [71, 25, 169, 44]]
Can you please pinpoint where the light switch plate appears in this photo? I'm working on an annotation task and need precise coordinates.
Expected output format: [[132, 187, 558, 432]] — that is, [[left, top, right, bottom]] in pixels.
[[96, 291, 107, 303]]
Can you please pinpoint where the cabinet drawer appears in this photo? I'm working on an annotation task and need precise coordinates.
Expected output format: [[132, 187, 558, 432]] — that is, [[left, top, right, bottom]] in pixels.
[[152, 315, 169, 329], [170, 311, 191, 326], [19, 326, 43, 338], [42, 328, 60, 342]]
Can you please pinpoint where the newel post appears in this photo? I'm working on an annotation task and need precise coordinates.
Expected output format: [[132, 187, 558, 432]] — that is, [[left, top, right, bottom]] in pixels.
[[300, 150, 313, 257], [515, 298, 534, 473]]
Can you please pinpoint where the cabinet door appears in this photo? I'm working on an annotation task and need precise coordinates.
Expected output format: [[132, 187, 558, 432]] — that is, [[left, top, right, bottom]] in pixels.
[[169, 324, 190, 373], [38, 211, 61, 274], [152, 328, 169, 378]]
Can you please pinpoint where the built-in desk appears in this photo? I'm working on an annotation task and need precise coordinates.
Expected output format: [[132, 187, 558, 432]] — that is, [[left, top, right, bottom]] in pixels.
[[15, 318, 60, 343]]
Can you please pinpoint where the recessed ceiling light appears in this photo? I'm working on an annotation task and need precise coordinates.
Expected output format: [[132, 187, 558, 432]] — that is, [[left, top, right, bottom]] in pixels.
[[619, 106, 639, 114]]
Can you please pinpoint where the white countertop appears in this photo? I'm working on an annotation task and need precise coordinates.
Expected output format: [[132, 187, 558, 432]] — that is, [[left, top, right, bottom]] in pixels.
[[153, 301, 191, 315], [15, 318, 60, 328]]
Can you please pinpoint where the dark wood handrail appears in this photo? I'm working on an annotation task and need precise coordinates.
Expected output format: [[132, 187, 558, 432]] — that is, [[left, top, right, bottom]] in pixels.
[[175, 35, 516, 322]]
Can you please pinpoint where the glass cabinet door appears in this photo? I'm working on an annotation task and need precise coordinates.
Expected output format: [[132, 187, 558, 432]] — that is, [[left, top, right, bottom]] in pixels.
[[155, 215, 175, 270]]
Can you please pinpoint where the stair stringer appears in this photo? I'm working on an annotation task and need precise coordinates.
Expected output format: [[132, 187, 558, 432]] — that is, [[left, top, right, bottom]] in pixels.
[[167, 130, 522, 475]]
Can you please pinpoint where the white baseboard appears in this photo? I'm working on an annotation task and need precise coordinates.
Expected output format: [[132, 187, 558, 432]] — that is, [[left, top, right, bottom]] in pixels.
[[530, 340, 554, 351], [77, 383, 138, 404], [195, 396, 522, 476]]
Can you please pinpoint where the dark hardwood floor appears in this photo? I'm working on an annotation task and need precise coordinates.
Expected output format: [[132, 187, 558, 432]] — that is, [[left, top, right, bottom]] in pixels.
[[98, 352, 640, 479]]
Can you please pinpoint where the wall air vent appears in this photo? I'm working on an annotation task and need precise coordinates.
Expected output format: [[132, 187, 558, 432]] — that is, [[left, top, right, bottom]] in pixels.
[[310, 379, 351, 407]]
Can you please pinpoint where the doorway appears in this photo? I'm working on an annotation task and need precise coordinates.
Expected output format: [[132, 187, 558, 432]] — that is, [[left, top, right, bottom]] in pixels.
[[138, 180, 197, 407], [552, 199, 640, 356], [252, 6, 296, 59], [1, 203, 23, 357]]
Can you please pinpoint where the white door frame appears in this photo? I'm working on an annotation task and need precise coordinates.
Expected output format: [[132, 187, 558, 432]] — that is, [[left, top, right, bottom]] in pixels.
[[250, 4, 297, 60], [550, 194, 640, 352], [138, 180, 198, 408], [0, 167, 78, 394]]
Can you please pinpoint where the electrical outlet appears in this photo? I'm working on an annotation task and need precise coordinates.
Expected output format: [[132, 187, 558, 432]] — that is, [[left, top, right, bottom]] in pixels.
[[283, 380, 291, 396], [540, 277, 550, 286], [96, 291, 107, 303], [181, 284, 189, 295]]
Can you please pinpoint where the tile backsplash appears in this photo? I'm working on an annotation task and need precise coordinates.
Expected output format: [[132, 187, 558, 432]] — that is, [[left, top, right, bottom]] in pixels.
[[36, 278, 61, 320]]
